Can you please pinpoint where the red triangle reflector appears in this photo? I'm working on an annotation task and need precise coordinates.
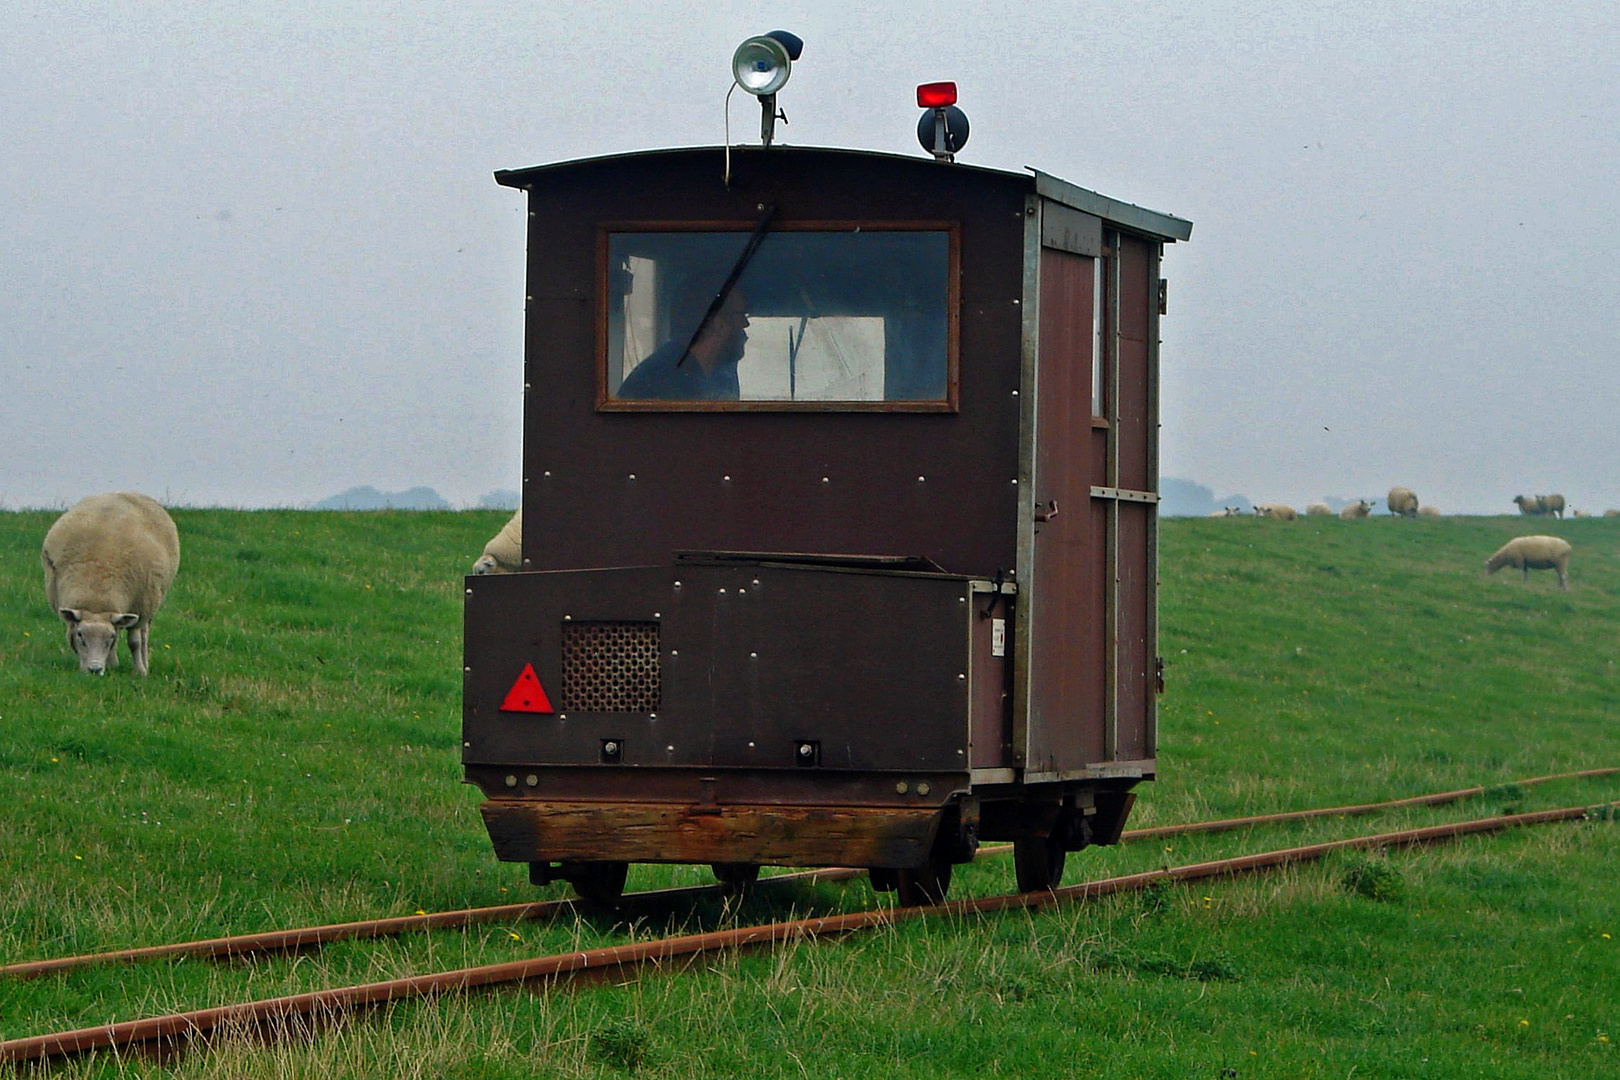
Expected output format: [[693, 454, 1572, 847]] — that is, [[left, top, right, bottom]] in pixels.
[[500, 663, 554, 713]]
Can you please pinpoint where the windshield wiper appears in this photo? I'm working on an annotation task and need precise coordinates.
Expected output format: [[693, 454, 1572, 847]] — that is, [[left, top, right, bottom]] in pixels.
[[676, 203, 776, 367]]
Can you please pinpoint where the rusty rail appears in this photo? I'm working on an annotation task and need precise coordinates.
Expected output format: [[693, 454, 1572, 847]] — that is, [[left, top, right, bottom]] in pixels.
[[5, 801, 1611, 1064], [1123, 765, 1620, 840], [0, 867, 860, 981]]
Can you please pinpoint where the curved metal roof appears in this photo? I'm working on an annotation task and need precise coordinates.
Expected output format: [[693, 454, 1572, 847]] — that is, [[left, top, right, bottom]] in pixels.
[[494, 145, 1191, 242]]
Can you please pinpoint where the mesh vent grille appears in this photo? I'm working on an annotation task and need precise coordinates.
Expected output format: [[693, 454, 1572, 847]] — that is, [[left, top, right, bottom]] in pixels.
[[560, 621, 661, 713]]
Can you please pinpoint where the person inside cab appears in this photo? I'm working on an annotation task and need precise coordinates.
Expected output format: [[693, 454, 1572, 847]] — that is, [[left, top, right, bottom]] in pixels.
[[616, 280, 750, 401]]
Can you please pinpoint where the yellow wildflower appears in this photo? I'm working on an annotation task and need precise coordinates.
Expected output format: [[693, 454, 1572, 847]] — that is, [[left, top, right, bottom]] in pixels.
[[1520, 1020, 1530, 1028], [509, 932, 521, 941], [73, 855, 82, 861], [414, 910, 427, 916]]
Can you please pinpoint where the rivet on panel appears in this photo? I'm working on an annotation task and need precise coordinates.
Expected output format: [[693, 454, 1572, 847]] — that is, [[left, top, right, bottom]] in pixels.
[[463, 666, 471, 672], [558, 713, 567, 720], [748, 741, 756, 748], [750, 651, 758, 659], [1012, 389, 1019, 397], [504, 775, 518, 787], [674, 580, 682, 589], [649, 713, 657, 719], [628, 473, 636, 480], [958, 673, 966, 681], [917, 476, 926, 482], [653, 611, 661, 618], [1011, 478, 1019, 485], [666, 745, 675, 752], [723, 475, 732, 482], [822, 476, 830, 484], [671, 649, 679, 656], [896, 781, 909, 794], [563, 614, 572, 620], [738, 587, 746, 594], [466, 588, 473, 596], [544, 470, 552, 477], [463, 741, 471, 748], [917, 782, 931, 796], [525, 774, 538, 786]]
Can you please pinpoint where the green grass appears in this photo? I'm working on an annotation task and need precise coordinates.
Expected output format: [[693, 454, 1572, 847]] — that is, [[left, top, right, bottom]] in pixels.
[[2, 511, 1617, 1077]]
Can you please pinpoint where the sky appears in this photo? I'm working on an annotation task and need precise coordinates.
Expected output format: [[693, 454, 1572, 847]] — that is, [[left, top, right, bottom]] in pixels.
[[3, 0, 1616, 514]]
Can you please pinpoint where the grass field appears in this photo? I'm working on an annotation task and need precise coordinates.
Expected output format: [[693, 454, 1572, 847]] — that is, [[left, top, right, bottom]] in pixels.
[[2, 509, 1617, 1078]]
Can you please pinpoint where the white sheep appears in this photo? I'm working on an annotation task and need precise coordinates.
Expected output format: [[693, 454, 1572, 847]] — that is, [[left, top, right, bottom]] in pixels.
[[1604, 510, 1620, 519], [1513, 495, 1546, 516], [471, 510, 522, 575], [1484, 535, 1572, 590], [41, 492, 180, 676], [1538, 493, 1566, 519], [1254, 503, 1297, 521], [1339, 499, 1374, 520], [1305, 502, 1332, 516], [1572, 509, 1592, 518], [1387, 487, 1419, 518], [1417, 505, 1441, 518]]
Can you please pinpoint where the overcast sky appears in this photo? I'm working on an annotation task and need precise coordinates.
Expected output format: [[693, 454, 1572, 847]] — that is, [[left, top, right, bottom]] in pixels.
[[3, 1, 1615, 514]]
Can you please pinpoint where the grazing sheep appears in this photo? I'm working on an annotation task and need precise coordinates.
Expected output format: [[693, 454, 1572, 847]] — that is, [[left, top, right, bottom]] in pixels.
[[1573, 509, 1592, 518], [1513, 495, 1546, 516], [1305, 502, 1332, 516], [1605, 510, 1620, 518], [1387, 487, 1419, 518], [41, 492, 180, 676], [471, 510, 522, 575], [1417, 505, 1442, 518], [1254, 503, 1297, 521], [1339, 499, 1374, 520], [1538, 493, 1566, 519], [1484, 535, 1572, 590]]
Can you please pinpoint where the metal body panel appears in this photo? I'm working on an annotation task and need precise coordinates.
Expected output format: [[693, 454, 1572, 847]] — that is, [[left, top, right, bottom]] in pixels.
[[1026, 246, 1103, 772], [465, 561, 973, 775], [513, 148, 1027, 578]]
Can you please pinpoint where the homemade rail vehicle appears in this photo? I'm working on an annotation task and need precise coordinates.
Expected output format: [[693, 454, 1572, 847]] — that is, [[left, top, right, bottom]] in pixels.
[[463, 35, 1192, 905]]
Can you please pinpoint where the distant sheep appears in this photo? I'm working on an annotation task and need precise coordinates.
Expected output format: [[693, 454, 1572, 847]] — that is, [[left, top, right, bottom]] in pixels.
[[1485, 535, 1572, 589], [1339, 499, 1374, 520], [471, 511, 522, 575], [1305, 502, 1332, 516], [1605, 510, 1620, 519], [41, 492, 180, 676], [1254, 503, 1297, 521], [1205, 507, 1241, 518], [1539, 494, 1566, 519], [1387, 487, 1419, 518], [1417, 505, 1441, 518], [1572, 509, 1592, 518], [1512, 495, 1542, 516]]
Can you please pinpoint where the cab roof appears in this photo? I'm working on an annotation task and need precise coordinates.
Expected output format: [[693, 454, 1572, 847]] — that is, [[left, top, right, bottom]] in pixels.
[[494, 145, 1191, 243]]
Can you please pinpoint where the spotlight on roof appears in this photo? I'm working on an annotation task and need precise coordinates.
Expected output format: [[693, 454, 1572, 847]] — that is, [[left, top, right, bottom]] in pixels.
[[732, 31, 803, 147], [916, 82, 969, 162]]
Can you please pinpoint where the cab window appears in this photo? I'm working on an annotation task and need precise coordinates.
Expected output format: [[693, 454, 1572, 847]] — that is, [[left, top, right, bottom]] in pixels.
[[602, 226, 957, 410]]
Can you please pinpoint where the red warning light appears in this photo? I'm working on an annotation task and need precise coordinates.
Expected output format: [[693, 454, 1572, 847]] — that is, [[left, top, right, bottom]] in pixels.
[[916, 82, 957, 108], [500, 663, 554, 714]]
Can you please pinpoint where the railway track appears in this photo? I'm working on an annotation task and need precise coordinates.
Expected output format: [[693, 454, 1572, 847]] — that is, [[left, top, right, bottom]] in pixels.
[[3, 774, 1615, 1063], [5, 765, 1610, 983]]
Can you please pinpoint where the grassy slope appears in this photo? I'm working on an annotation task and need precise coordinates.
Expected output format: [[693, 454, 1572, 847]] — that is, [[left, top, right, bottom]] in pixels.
[[0, 511, 1616, 1078]]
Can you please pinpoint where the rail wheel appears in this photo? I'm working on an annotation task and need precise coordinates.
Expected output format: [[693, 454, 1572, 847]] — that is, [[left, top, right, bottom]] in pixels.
[[894, 855, 953, 906], [1012, 832, 1067, 892], [560, 860, 628, 905], [711, 862, 761, 889]]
